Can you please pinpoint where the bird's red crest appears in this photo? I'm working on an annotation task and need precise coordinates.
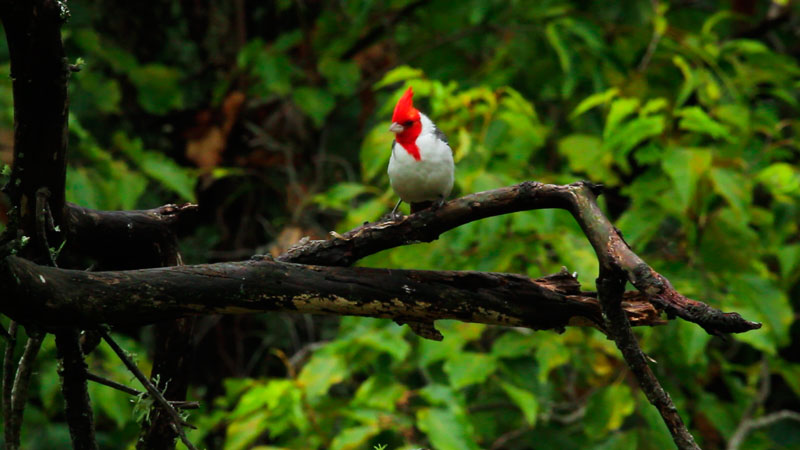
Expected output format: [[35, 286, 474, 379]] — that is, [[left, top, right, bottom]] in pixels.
[[392, 87, 420, 124]]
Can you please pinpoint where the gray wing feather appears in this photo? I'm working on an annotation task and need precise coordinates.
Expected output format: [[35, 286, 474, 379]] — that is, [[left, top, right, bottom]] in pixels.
[[432, 126, 449, 145]]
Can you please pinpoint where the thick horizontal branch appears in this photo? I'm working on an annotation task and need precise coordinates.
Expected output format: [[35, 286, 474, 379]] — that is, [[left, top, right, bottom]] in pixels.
[[279, 181, 760, 335], [3, 256, 661, 331]]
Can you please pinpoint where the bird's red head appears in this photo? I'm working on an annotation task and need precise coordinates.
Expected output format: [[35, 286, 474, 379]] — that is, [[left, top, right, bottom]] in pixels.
[[391, 86, 420, 125], [389, 87, 422, 160]]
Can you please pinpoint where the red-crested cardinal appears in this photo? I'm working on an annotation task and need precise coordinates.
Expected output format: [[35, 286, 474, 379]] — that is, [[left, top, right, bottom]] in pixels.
[[387, 86, 454, 215]]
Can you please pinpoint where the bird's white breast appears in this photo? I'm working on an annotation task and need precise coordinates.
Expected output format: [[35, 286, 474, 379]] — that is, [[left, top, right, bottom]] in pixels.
[[388, 114, 454, 204]]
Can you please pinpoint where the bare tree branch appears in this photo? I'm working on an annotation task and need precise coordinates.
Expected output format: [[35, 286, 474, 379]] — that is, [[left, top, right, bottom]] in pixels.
[[4, 256, 662, 332], [279, 181, 759, 335], [727, 410, 800, 450], [597, 274, 699, 450], [6, 329, 44, 450], [100, 331, 198, 450]]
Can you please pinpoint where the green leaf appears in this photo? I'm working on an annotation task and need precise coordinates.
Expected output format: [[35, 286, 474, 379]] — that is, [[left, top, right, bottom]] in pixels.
[[319, 58, 360, 96], [675, 320, 710, 364], [443, 352, 497, 389], [374, 66, 424, 89], [128, 64, 184, 115], [640, 98, 668, 116], [330, 425, 380, 450], [297, 351, 349, 398], [757, 163, 800, 200], [499, 381, 538, 425], [604, 98, 640, 139], [491, 330, 535, 359], [114, 133, 197, 202], [534, 337, 570, 383], [727, 276, 792, 353], [292, 87, 336, 127], [314, 183, 376, 211], [603, 116, 665, 170], [416, 408, 479, 450], [545, 21, 576, 96], [352, 375, 407, 411], [360, 124, 394, 181], [584, 384, 635, 439], [677, 106, 733, 142], [558, 134, 619, 185], [354, 327, 411, 361], [672, 55, 696, 107], [570, 87, 619, 119], [661, 147, 712, 212], [709, 167, 750, 219]]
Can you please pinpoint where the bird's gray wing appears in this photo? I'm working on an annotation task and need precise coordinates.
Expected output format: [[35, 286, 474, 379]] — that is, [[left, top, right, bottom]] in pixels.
[[432, 126, 449, 145]]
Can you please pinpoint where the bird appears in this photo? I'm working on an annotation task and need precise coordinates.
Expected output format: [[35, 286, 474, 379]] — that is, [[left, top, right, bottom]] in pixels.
[[387, 86, 454, 216]]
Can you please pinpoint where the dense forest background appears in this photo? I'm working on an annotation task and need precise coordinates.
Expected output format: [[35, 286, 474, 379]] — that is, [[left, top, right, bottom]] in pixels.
[[1, 0, 799, 449]]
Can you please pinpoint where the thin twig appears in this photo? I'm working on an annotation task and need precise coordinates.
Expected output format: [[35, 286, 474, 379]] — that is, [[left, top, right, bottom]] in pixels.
[[727, 410, 800, 450], [597, 274, 699, 450], [100, 330, 198, 450], [638, 0, 663, 72], [2, 321, 17, 445], [85, 373, 199, 410]]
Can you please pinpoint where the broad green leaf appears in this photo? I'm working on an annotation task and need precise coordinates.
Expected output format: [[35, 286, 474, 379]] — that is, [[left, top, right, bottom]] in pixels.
[[417, 408, 479, 450], [640, 98, 668, 116], [114, 133, 197, 202], [661, 147, 712, 211], [297, 351, 349, 398], [352, 375, 407, 411], [534, 337, 570, 383], [777, 244, 800, 284], [443, 352, 497, 389], [314, 182, 376, 211], [604, 98, 640, 139], [584, 384, 635, 438], [319, 58, 360, 96], [292, 87, 336, 127], [128, 64, 184, 115], [709, 167, 749, 218], [354, 326, 411, 361], [727, 276, 792, 353], [677, 106, 733, 142], [491, 330, 535, 359], [360, 124, 394, 181], [558, 134, 619, 185], [330, 425, 380, 450], [757, 163, 800, 200], [675, 320, 710, 364], [226, 410, 270, 450], [374, 66, 424, 89], [570, 87, 619, 119], [603, 116, 665, 169], [500, 381, 538, 425], [65, 167, 102, 209]]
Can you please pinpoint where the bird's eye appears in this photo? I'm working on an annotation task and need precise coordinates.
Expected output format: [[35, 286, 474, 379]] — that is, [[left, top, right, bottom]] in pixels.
[[403, 120, 413, 127]]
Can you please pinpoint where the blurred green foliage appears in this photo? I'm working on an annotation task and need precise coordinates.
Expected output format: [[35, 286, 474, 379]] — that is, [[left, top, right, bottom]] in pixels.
[[1, 0, 800, 449]]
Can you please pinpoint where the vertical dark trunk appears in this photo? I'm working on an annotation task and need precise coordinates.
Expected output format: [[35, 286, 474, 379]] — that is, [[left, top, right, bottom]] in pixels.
[[56, 330, 99, 450]]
